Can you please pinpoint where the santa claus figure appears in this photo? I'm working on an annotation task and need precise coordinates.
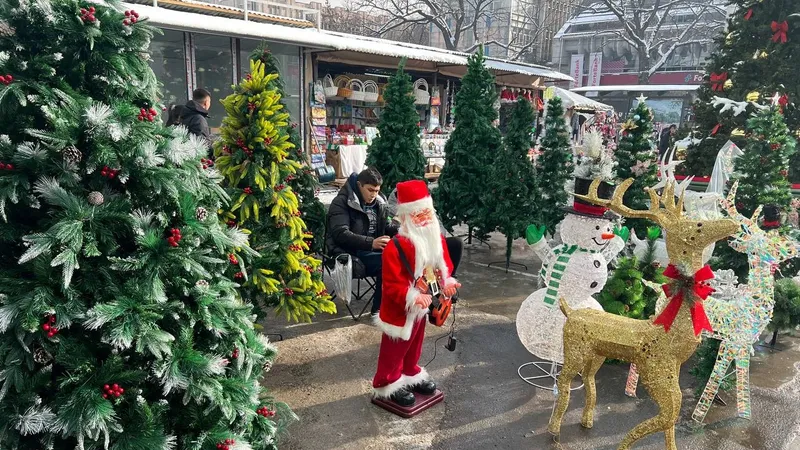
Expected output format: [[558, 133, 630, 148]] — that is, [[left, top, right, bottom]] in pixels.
[[372, 180, 460, 406]]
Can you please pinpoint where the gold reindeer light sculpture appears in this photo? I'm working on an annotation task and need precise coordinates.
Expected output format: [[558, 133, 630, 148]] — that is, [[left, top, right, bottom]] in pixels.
[[547, 178, 738, 450]]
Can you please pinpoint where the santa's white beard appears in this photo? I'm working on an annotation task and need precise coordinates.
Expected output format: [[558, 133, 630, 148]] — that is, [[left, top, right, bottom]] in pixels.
[[400, 216, 444, 277]]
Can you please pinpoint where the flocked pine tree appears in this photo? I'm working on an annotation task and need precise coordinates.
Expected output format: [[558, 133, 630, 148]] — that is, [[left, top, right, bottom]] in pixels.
[[250, 45, 326, 255], [214, 59, 336, 323], [484, 97, 537, 269], [616, 98, 658, 235], [0, 0, 291, 447], [365, 59, 425, 195], [435, 47, 501, 239], [533, 96, 572, 234], [714, 105, 797, 280], [682, 0, 800, 183]]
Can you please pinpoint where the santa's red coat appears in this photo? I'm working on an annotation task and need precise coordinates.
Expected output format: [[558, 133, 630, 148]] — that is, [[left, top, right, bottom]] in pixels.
[[376, 234, 456, 341]]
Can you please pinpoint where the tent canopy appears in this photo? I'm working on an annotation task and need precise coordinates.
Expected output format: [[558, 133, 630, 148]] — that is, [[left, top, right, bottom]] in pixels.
[[548, 87, 613, 112]]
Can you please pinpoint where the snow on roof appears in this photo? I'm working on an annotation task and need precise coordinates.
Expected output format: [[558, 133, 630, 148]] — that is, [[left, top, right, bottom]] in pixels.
[[126, 0, 315, 28], [552, 87, 613, 111], [571, 85, 701, 93], [133, 3, 573, 82], [129, 3, 333, 48]]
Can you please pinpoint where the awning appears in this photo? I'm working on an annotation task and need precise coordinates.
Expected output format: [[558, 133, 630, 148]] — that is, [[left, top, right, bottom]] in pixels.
[[571, 85, 701, 93], [547, 87, 613, 111]]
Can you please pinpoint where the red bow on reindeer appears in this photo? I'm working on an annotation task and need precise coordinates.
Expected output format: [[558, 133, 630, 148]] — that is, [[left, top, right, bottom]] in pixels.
[[771, 21, 788, 44], [654, 264, 715, 336], [710, 72, 727, 91]]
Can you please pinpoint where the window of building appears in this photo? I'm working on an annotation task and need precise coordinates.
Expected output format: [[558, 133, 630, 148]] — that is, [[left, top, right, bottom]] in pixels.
[[149, 29, 188, 122], [193, 34, 235, 129], [239, 40, 302, 121]]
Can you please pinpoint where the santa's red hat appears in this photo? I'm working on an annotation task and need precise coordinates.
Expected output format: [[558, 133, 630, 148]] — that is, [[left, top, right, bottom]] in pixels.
[[395, 180, 434, 217]]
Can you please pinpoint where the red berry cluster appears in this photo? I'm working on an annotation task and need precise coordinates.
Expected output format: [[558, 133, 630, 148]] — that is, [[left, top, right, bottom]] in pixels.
[[100, 166, 118, 179], [290, 123, 297, 129], [234, 138, 253, 157], [274, 184, 285, 191], [288, 244, 302, 252], [0, 74, 13, 85], [770, 143, 781, 150], [137, 107, 158, 122], [228, 254, 238, 265], [216, 439, 236, 450], [303, 169, 312, 175], [221, 145, 231, 154], [102, 383, 124, 399], [283, 287, 294, 296], [246, 74, 253, 81], [231, 347, 240, 359], [318, 289, 329, 296], [80, 6, 96, 23], [247, 102, 256, 111], [257, 406, 276, 418], [264, 137, 273, 146], [276, 222, 287, 228], [234, 272, 244, 279], [780, 169, 789, 178], [167, 228, 182, 247], [200, 157, 214, 169], [0, 161, 14, 170], [42, 315, 59, 338], [122, 9, 139, 26], [285, 175, 296, 182], [226, 220, 237, 228], [243, 187, 253, 195]]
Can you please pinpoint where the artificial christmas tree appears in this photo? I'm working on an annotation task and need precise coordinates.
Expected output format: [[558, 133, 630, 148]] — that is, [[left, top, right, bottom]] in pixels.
[[533, 96, 573, 234], [435, 47, 501, 239], [615, 97, 658, 235], [214, 58, 336, 323], [714, 105, 796, 281], [250, 45, 326, 255], [0, 0, 291, 447], [682, 0, 800, 182], [365, 59, 425, 195], [484, 97, 537, 270]]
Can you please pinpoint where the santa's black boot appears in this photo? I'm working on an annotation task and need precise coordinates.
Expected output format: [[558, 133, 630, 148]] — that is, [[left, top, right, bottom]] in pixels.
[[390, 388, 416, 406], [410, 380, 437, 395]]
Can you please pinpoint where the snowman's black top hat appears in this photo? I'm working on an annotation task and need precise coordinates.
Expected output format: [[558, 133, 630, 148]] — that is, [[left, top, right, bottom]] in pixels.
[[565, 177, 618, 220], [760, 204, 781, 230]]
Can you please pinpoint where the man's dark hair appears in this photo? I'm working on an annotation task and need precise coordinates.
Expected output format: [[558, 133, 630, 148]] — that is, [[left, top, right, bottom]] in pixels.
[[192, 88, 211, 102], [669, 124, 677, 131], [357, 167, 383, 186]]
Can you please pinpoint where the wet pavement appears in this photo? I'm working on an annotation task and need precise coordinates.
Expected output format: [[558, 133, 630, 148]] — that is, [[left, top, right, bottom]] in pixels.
[[260, 229, 800, 450]]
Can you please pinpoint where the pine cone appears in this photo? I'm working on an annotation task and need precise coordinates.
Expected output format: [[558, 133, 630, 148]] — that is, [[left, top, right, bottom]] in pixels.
[[63, 146, 82, 164], [196, 279, 209, 288], [195, 207, 208, 221], [87, 191, 104, 206], [262, 359, 273, 372], [33, 347, 53, 364]]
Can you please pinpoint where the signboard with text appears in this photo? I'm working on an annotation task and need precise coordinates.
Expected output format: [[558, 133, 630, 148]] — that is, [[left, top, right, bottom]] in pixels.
[[569, 54, 584, 89], [587, 52, 603, 96]]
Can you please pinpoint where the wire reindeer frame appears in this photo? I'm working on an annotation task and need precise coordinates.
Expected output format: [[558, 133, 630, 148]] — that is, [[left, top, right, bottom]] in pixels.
[[547, 178, 738, 450], [624, 183, 799, 422]]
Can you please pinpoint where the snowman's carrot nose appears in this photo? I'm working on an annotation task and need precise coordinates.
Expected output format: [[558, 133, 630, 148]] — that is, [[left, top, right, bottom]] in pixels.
[[601, 233, 616, 240]]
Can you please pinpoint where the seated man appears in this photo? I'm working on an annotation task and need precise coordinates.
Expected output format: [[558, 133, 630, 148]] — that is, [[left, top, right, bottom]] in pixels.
[[387, 185, 463, 277], [326, 167, 398, 315]]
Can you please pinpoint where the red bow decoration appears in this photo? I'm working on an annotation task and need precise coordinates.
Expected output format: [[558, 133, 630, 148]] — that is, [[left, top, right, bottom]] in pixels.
[[744, 8, 753, 21], [778, 94, 790, 113], [710, 72, 728, 91], [771, 21, 788, 44], [654, 264, 715, 336], [711, 123, 722, 136]]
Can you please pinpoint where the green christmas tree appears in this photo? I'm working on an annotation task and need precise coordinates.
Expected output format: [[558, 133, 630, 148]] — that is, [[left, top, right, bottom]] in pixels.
[[598, 227, 667, 320], [435, 47, 501, 239], [616, 99, 658, 235], [0, 0, 291, 447], [250, 45, 326, 255], [214, 59, 336, 323], [682, 0, 800, 183], [534, 96, 572, 234], [769, 277, 800, 333], [365, 59, 425, 195], [484, 98, 537, 269], [715, 106, 797, 281]]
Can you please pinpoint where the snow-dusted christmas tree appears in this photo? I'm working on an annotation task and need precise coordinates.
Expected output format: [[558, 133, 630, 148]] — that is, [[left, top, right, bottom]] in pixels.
[[0, 0, 291, 447]]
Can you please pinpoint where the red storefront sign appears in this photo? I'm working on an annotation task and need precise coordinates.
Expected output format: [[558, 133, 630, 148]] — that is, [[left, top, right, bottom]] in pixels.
[[588, 71, 705, 86]]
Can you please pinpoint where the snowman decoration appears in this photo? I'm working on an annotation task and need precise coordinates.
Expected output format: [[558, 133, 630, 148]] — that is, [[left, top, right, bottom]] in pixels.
[[516, 176, 627, 369]]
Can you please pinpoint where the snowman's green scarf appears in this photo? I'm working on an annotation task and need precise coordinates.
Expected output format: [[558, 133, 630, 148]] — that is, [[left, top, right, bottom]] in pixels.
[[539, 244, 596, 307]]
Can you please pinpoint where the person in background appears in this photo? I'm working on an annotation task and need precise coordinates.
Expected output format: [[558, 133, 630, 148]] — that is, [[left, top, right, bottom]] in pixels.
[[165, 103, 184, 127], [180, 88, 213, 150], [570, 107, 580, 142], [387, 184, 463, 277], [326, 167, 398, 316], [658, 124, 677, 161]]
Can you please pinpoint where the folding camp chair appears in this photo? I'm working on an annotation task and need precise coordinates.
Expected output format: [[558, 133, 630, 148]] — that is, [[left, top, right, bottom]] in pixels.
[[323, 252, 378, 321]]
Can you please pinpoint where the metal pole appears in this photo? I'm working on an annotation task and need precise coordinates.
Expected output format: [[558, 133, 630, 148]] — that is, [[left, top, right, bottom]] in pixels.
[[243, 0, 248, 21], [153, 0, 158, 6]]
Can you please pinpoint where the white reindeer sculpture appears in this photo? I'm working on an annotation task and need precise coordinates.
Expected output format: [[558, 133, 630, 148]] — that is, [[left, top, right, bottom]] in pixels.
[[625, 183, 799, 422]]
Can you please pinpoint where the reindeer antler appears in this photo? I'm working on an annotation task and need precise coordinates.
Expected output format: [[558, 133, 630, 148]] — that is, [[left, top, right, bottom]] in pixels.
[[723, 182, 763, 231], [573, 178, 679, 225]]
